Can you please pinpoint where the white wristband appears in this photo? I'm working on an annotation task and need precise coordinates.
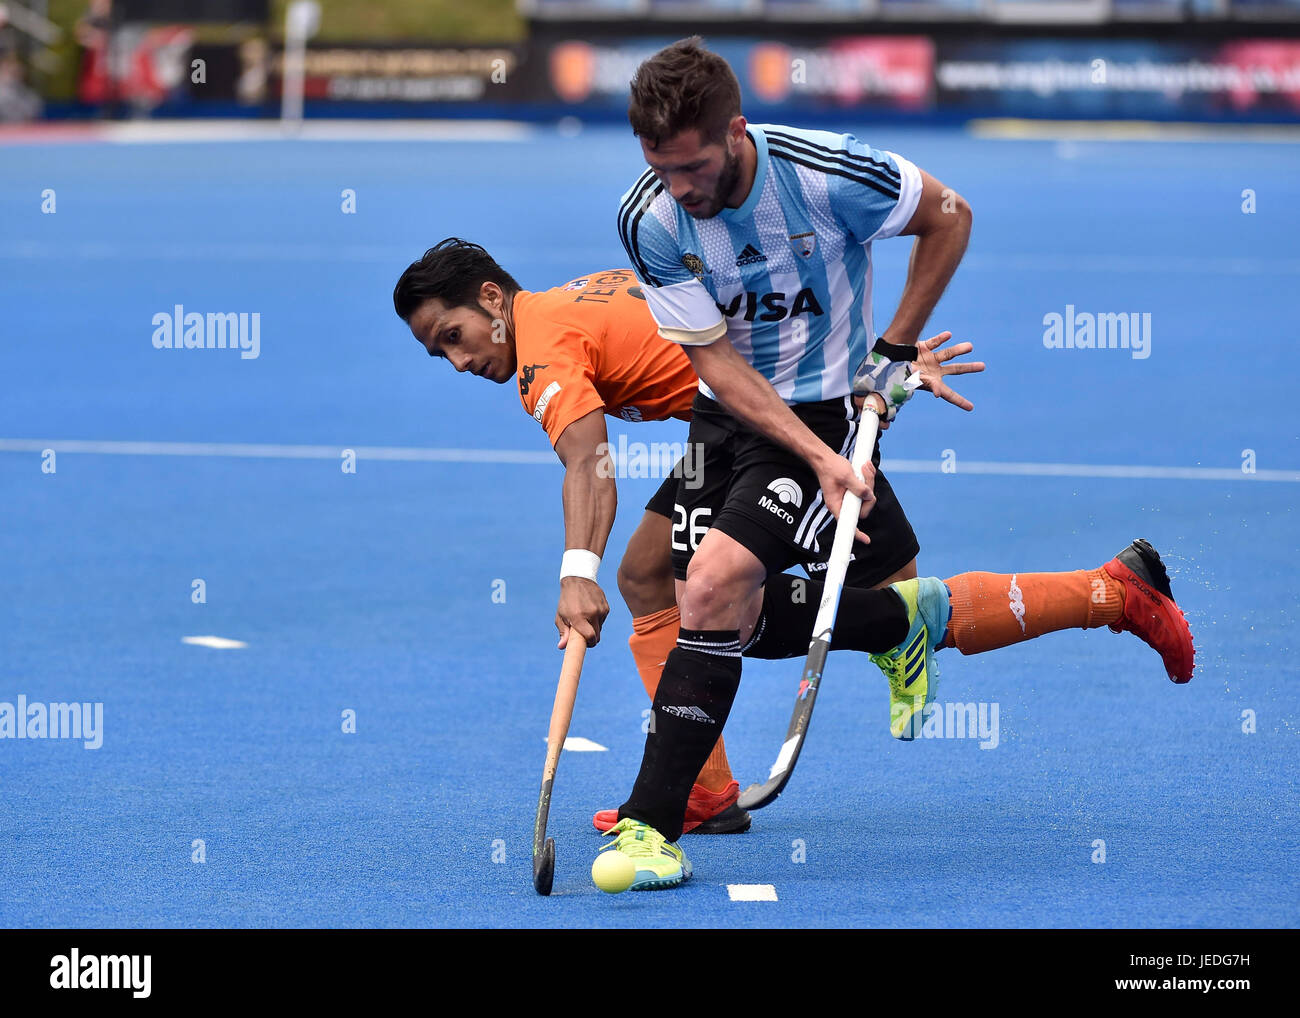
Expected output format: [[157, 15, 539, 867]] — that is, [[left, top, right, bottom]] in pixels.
[[560, 549, 601, 582]]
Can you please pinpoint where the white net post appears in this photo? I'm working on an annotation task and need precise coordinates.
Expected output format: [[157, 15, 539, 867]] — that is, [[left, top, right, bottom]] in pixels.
[[281, 0, 321, 132]]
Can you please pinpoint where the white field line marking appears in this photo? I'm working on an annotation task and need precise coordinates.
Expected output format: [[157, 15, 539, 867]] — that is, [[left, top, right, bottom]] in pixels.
[[970, 118, 1300, 144], [0, 241, 618, 266], [0, 438, 555, 465], [2, 241, 1299, 277], [0, 240, 508, 264], [728, 884, 778, 902], [542, 737, 607, 753], [2, 439, 1296, 483], [182, 635, 247, 649], [883, 458, 1300, 483], [103, 119, 535, 144], [959, 252, 1300, 276]]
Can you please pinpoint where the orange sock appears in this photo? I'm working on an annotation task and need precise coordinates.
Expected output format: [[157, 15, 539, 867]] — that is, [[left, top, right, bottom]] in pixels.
[[697, 736, 734, 794], [942, 568, 1124, 655], [629, 606, 735, 793], [628, 606, 680, 699]]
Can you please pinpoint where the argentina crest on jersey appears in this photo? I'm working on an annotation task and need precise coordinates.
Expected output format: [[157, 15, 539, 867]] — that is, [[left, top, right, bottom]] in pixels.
[[681, 253, 708, 281], [789, 231, 816, 259]]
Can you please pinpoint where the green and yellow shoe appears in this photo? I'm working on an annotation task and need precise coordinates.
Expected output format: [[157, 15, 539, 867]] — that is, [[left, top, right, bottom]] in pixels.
[[870, 577, 951, 741], [598, 818, 692, 891]]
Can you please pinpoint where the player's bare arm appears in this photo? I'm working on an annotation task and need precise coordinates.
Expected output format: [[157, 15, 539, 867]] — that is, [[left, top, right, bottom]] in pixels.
[[553, 408, 616, 649], [885, 169, 972, 346], [684, 335, 876, 542], [879, 170, 982, 413]]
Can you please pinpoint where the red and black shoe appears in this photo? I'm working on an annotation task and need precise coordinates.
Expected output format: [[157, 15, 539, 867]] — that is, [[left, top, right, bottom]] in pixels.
[[592, 780, 752, 835], [1102, 539, 1195, 683]]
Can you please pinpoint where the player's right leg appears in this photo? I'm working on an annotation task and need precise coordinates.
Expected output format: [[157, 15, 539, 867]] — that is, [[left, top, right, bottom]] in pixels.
[[599, 395, 820, 887], [595, 489, 748, 835], [608, 522, 769, 889], [607, 525, 771, 888]]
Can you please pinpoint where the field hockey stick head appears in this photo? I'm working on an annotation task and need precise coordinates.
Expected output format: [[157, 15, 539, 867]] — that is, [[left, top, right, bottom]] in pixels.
[[533, 837, 555, 896]]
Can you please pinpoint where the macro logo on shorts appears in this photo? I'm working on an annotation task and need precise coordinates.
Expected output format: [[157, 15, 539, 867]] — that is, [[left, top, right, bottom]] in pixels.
[[766, 478, 803, 509], [518, 363, 549, 396], [681, 253, 707, 280], [758, 477, 802, 525]]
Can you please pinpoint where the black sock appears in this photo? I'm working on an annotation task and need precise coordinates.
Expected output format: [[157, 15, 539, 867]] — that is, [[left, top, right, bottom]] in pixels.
[[742, 574, 909, 659], [619, 629, 742, 842]]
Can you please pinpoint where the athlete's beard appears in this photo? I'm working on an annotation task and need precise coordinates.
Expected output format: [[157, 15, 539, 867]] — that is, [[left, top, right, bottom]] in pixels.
[[687, 145, 742, 220]]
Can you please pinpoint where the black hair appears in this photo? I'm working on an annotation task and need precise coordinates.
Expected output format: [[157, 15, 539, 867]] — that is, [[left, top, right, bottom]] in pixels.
[[392, 238, 521, 322]]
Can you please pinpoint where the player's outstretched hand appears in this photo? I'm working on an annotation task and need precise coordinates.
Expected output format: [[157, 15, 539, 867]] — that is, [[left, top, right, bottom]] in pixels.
[[814, 451, 877, 546], [913, 330, 984, 412], [556, 578, 609, 649]]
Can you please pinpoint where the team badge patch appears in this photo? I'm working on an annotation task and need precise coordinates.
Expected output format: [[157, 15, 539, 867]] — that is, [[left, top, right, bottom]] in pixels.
[[562, 278, 589, 291], [790, 231, 816, 258], [681, 253, 706, 280]]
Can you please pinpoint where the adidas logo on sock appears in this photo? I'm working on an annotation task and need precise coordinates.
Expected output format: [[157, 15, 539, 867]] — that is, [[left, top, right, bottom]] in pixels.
[[661, 705, 715, 724], [735, 244, 767, 266]]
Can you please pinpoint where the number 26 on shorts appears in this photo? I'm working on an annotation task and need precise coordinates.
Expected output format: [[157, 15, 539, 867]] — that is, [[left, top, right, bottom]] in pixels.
[[671, 505, 711, 552]]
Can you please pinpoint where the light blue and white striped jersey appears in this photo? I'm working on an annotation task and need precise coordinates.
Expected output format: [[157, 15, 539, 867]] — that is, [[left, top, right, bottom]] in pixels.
[[617, 124, 922, 405]]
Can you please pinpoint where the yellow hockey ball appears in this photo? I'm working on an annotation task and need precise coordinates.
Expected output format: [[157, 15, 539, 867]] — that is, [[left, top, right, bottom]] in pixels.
[[591, 850, 637, 894]]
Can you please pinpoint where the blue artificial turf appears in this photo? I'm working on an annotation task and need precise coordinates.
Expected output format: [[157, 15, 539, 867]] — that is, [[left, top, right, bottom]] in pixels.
[[0, 125, 1296, 928]]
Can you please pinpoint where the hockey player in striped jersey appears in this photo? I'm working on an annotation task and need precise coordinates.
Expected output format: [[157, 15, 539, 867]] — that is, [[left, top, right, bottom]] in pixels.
[[594, 37, 1194, 890]]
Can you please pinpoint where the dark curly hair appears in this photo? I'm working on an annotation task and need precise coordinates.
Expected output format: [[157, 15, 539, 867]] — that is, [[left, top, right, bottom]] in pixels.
[[392, 238, 521, 322]]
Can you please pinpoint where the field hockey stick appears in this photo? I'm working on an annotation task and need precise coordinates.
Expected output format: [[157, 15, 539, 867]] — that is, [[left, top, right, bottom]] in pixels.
[[531, 629, 588, 895], [738, 401, 883, 812]]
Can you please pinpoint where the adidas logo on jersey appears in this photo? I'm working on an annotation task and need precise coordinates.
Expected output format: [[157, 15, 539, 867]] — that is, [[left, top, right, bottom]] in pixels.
[[735, 243, 768, 266]]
